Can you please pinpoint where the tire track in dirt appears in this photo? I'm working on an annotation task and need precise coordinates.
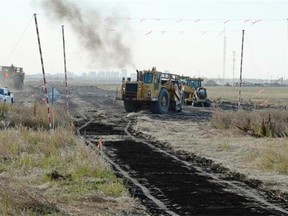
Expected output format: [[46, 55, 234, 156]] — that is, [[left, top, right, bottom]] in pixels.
[[77, 115, 288, 216], [67, 85, 287, 215]]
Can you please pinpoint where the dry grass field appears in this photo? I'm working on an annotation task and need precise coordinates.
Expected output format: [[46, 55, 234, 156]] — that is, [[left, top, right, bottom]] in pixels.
[[207, 86, 288, 107]]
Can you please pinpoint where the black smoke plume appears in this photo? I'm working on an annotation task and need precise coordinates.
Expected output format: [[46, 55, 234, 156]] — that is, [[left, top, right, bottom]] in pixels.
[[40, 0, 133, 68]]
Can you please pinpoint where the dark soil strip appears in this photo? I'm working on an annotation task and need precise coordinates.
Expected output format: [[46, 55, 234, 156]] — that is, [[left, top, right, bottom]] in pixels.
[[104, 140, 287, 216], [78, 119, 288, 216]]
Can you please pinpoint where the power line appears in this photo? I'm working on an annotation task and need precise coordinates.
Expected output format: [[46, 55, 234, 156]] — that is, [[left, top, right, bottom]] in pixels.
[[102, 17, 287, 23], [4, 15, 34, 65]]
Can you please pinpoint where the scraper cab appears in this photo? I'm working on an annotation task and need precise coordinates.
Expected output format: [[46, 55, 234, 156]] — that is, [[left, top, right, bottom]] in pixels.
[[180, 76, 210, 107], [118, 67, 184, 114]]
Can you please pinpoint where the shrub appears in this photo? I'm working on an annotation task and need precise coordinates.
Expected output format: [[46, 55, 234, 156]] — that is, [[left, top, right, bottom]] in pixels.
[[212, 109, 288, 137]]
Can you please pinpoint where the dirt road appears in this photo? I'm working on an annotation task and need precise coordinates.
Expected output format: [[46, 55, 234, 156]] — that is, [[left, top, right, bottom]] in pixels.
[[15, 81, 288, 215]]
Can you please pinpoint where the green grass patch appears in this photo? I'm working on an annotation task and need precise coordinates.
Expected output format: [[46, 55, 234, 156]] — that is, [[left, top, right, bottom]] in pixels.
[[97, 181, 126, 196]]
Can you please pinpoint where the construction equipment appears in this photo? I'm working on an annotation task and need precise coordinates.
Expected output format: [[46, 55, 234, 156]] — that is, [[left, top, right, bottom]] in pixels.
[[118, 67, 183, 114], [0, 65, 25, 90], [180, 76, 210, 107]]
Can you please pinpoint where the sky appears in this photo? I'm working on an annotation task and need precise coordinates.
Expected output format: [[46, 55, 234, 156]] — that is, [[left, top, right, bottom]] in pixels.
[[0, 0, 288, 80]]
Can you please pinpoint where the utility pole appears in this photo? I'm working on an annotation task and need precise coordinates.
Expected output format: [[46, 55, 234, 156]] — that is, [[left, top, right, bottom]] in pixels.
[[223, 24, 227, 82], [222, 20, 230, 82], [62, 25, 69, 114], [238, 30, 245, 109], [34, 13, 52, 130]]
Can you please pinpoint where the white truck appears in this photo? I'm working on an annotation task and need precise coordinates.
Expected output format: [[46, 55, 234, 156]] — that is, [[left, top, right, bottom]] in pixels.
[[0, 87, 14, 104]]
